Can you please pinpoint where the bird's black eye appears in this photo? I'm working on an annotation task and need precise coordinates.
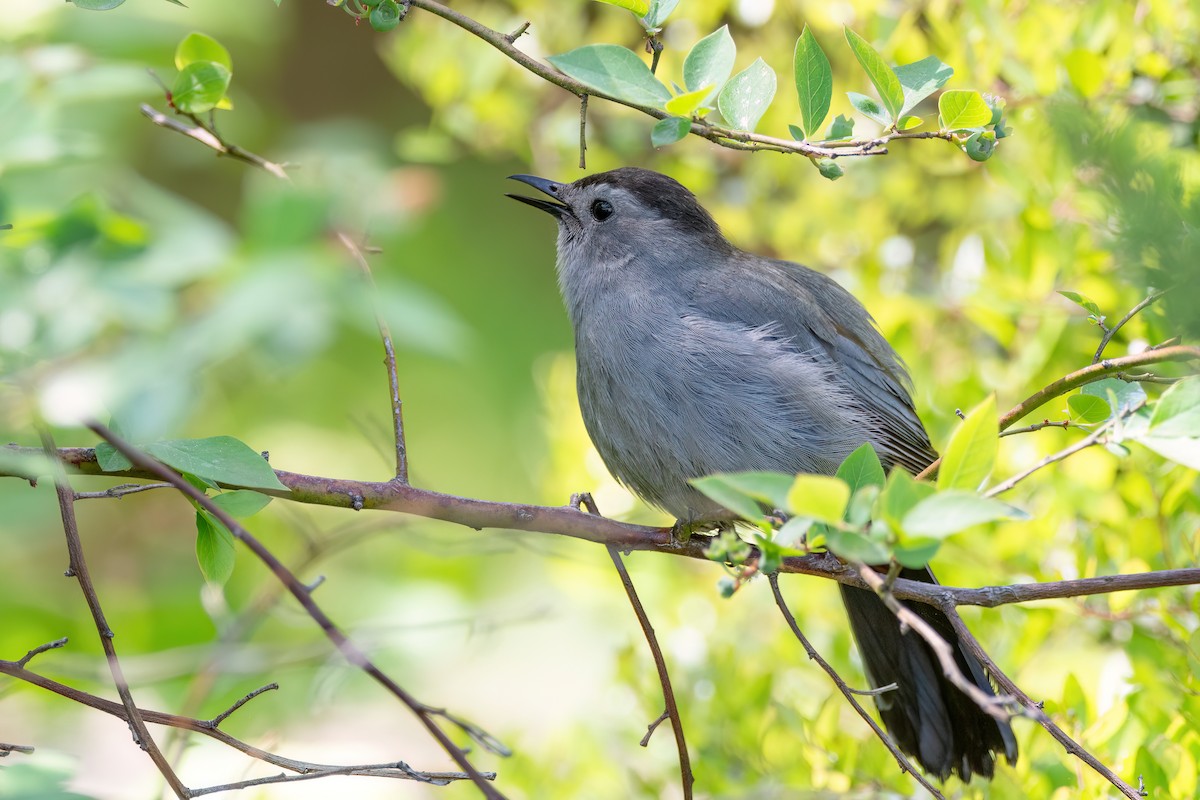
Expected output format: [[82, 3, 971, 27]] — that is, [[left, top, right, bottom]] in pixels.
[[590, 199, 614, 221]]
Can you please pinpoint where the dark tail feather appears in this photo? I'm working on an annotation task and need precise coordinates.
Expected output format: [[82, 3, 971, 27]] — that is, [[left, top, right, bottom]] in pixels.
[[838, 566, 1018, 781]]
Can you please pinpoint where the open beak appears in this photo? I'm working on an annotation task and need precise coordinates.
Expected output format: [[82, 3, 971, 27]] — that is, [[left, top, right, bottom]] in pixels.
[[506, 174, 571, 218]]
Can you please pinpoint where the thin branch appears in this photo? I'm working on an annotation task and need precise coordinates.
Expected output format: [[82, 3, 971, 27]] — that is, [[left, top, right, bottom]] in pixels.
[[578, 93, 589, 169], [768, 574, 945, 800], [1093, 290, 1168, 363], [337, 232, 409, 483], [938, 605, 1143, 799], [916, 344, 1200, 480], [984, 422, 1111, 497], [74, 482, 173, 499], [0, 743, 35, 756], [852, 562, 1017, 723], [209, 682, 278, 728], [405, 0, 954, 160], [37, 427, 188, 799], [0, 655, 483, 788], [139, 104, 290, 179], [999, 419, 1071, 437], [86, 423, 505, 799], [11, 445, 1200, 606], [639, 710, 669, 747], [17, 637, 68, 668], [575, 493, 692, 800]]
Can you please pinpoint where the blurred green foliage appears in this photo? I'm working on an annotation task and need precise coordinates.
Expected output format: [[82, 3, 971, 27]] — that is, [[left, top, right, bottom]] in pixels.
[[1, 1, 1199, 799]]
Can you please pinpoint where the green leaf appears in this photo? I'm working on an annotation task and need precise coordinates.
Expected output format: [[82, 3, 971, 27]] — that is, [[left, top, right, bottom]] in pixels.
[[144, 436, 287, 490], [369, 0, 404, 32], [1057, 290, 1102, 316], [786, 475, 851, 524], [548, 45, 671, 107], [641, 0, 680, 30], [843, 28, 904, 121], [826, 114, 855, 139], [876, 468, 935, 532], [1082, 378, 1146, 417], [787, 124, 805, 140], [95, 442, 133, 472], [717, 58, 776, 132], [175, 32, 231, 71], [683, 26, 736, 107], [938, 89, 991, 130], [1148, 378, 1200, 438], [845, 485, 881, 527], [824, 528, 891, 564], [903, 491, 1023, 539], [774, 516, 813, 548], [893, 538, 941, 568], [836, 442, 886, 495], [893, 55, 953, 114], [793, 26, 832, 140], [1068, 393, 1112, 424], [938, 394, 998, 491], [847, 91, 892, 127], [595, 0, 650, 15], [651, 116, 690, 147], [897, 114, 923, 131], [1139, 436, 1200, 470], [815, 158, 844, 180], [171, 61, 232, 114], [195, 510, 236, 584], [691, 472, 792, 521], [1064, 48, 1104, 98], [664, 86, 711, 116], [69, 0, 127, 8], [210, 490, 272, 518]]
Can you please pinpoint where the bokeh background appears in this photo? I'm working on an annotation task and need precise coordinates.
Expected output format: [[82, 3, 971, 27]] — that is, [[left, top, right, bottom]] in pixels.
[[1, 0, 1198, 798]]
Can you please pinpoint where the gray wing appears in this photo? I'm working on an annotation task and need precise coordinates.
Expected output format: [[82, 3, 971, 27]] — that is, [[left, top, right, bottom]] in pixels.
[[693, 253, 938, 474]]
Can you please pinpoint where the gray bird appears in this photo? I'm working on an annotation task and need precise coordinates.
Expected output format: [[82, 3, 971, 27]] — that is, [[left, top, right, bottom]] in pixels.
[[508, 166, 1017, 782]]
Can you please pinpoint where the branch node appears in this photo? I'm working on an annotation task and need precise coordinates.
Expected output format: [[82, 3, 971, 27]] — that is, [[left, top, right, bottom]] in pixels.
[[503, 21, 530, 44]]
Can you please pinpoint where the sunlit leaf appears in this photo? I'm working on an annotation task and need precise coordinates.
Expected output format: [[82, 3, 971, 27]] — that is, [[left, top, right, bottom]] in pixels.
[[683, 26, 736, 107], [893, 55, 953, 114], [786, 475, 850, 524], [824, 528, 891, 563], [1082, 378, 1146, 417], [835, 442, 885, 495], [903, 491, 1024, 539], [640, 0, 679, 30], [717, 58, 775, 132], [69, 0, 127, 8], [876, 468, 935, 533], [938, 394, 998, 491], [548, 45, 670, 106], [1058, 290, 1102, 316], [843, 27, 903, 121], [664, 86, 711, 116], [594, 0, 649, 15], [938, 89, 991, 130], [1068, 393, 1111, 424], [651, 115, 690, 146], [793, 26, 832, 140], [1148, 378, 1200, 438], [171, 61, 231, 114], [847, 91, 892, 127], [175, 32, 231, 71]]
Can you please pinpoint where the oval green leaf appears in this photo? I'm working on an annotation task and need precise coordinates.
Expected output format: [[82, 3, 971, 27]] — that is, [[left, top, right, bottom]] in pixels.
[[548, 45, 671, 107], [641, 0, 680, 30], [595, 0, 650, 15], [665, 85, 711, 116], [1068, 393, 1111, 424], [938, 89, 992, 130], [651, 115, 690, 147], [893, 55, 953, 115], [717, 58, 776, 132], [938, 394, 998, 491], [843, 27, 903, 121], [144, 436, 287, 490], [171, 61, 232, 114], [175, 32, 232, 71], [210, 489, 272, 518], [835, 442, 886, 495], [903, 491, 1023, 539], [786, 475, 850, 525], [793, 26, 832, 140], [70, 0, 127, 8], [847, 91, 892, 127], [683, 25, 736, 106], [195, 510, 235, 584], [1148, 378, 1200, 438]]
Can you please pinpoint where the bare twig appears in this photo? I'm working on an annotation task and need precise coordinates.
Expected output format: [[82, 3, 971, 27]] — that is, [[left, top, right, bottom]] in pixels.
[[209, 682, 278, 728], [938, 605, 1143, 799], [139, 104, 289, 179], [574, 493, 692, 800], [999, 419, 1071, 437], [37, 427, 188, 799], [985, 422, 1112, 497], [1093, 290, 1168, 363], [0, 743, 35, 756], [768, 574, 946, 800], [578, 93, 589, 169], [337, 232, 409, 482], [74, 482, 173, 499], [86, 423, 505, 798], [17, 637, 68, 668], [0, 654, 483, 788]]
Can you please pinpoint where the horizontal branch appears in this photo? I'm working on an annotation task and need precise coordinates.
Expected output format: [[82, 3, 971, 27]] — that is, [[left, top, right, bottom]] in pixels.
[[6, 445, 1198, 608]]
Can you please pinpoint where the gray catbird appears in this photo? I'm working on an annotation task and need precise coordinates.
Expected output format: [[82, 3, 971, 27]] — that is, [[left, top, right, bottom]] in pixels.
[[508, 166, 1017, 781]]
